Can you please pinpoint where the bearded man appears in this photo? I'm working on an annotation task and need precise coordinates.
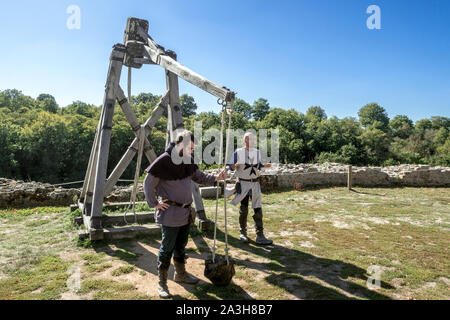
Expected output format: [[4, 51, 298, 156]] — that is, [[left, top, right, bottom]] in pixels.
[[143, 130, 226, 298]]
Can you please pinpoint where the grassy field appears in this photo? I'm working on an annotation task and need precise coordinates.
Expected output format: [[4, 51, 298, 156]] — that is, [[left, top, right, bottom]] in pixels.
[[0, 187, 448, 300]]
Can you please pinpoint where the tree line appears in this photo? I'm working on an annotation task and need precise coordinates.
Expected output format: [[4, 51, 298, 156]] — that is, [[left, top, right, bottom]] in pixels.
[[0, 89, 449, 184]]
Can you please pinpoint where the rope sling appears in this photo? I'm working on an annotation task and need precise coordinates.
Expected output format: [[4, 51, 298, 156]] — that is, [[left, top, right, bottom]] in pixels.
[[204, 98, 236, 286], [123, 124, 146, 224], [123, 66, 145, 225]]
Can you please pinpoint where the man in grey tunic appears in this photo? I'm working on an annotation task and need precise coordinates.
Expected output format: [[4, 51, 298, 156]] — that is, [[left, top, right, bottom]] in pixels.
[[143, 130, 226, 298], [227, 132, 273, 245]]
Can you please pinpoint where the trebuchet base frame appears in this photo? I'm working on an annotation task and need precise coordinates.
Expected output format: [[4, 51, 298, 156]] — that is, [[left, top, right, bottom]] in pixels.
[[77, 17, 235, 240]]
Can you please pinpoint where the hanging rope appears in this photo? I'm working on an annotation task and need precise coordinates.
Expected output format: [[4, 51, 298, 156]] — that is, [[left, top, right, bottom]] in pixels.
[[127, 66, 132, 103], [124, 125, 146, 224], [211, 98, 234, 264]]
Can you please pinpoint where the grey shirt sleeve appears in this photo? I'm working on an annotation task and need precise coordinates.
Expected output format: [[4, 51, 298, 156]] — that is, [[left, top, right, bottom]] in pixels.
[[191, 169, 217, 186], [143, 173, 160, 207]]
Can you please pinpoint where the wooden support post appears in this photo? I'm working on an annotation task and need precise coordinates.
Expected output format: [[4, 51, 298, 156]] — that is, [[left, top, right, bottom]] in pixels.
[[348, 165, 353, 191], [164, 50, 206, 219], [165, 51, 184, 136], [82, 104, 106, 213], [103, 92, 168, 196], [80, 118, 101, 202], [90, 44, 126, 238]]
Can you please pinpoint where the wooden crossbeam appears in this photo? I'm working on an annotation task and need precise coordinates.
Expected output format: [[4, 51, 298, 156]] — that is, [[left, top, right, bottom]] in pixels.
[[103, 91, 169, 197], [137, 27, 234, 102]]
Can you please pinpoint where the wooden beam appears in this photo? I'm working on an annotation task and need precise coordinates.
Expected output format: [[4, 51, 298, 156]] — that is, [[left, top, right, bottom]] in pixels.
[[83, 103, 106, 206], [141, 41, 234, 102], [80, 116, 101, 202], [165, 53, 184, 141], [348, 165, 353, 190], [90, 44, 126, 231]]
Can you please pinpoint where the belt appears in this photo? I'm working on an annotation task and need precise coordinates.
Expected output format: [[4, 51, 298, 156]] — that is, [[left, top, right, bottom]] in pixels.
[[163, 199, 192, 208], [238, 177, 260, 182]]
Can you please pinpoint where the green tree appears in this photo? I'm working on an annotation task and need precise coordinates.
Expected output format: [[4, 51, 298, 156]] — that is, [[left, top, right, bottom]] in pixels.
[[415, 119, 432, 134], [0, 89, 36, 112], [179, 94, 198, 117], [305, 106, 327, 121], [63, 101, 99, 118], [360, 126, 390, 164], [390, 115, 413, 139], [252, 98, 270, 121], [37, 94, 59, 113], [233, 98, 253, 119], [358, 103, 390, 132], [0, 121, 19, 178]]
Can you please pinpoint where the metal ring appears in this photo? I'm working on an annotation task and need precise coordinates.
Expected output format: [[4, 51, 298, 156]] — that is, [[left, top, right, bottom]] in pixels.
[[217, 98, 227, 107]]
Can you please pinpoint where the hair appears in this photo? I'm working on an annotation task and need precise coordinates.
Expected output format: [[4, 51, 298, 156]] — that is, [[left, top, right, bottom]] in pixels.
[[175, 130, 195, 145]]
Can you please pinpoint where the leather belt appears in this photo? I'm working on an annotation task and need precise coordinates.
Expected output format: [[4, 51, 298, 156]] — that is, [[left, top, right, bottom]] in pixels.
[[163, 199, 192, 208], [238, 177, 260, 182]]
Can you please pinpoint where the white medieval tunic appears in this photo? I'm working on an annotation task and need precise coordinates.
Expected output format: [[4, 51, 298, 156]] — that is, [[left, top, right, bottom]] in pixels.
[[226, 147, 264, 209]]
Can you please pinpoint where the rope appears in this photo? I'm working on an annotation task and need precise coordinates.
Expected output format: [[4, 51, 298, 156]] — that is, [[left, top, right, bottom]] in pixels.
[[128, 67, 132, 103], [212, 99, 234, 264], [212, 105, 225, 263], [50, 179, 136, 187], [223, 100, 234, 264], [124, 125, 146, 225]]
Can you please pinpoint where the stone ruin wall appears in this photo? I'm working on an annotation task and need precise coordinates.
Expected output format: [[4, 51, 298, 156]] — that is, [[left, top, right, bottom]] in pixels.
[[0, 163, 449, 208]]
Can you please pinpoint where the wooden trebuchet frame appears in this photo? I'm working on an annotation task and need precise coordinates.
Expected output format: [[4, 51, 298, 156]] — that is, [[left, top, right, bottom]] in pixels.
[[78, 17, 235, 240]]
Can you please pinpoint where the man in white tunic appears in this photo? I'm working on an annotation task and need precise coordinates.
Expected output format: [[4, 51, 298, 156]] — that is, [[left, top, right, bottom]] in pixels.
[[227, 132, 273, 245]]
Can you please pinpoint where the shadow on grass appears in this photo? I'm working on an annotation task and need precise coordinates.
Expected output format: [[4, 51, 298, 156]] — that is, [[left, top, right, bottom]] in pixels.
[[88, 231, 251, 300], [85, 222, 393, 300], [192, 227, 394, 300]]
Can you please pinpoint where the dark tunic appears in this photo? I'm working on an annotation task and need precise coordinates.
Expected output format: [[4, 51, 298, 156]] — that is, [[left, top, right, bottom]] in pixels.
[[143, 143, 217, 227]]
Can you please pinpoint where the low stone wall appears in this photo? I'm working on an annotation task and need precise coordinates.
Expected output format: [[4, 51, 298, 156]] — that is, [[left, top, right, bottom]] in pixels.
[[0, 163, 449, 208], [207, 163, 450, 190], [0, 179, 146, 209]]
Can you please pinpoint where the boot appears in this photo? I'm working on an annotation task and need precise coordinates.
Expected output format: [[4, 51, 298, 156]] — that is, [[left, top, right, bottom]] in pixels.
[[253, 208, 273, 245], [173, 257, 199, 284], [239, 204, 249, 243], [157, 266, 172, 299]]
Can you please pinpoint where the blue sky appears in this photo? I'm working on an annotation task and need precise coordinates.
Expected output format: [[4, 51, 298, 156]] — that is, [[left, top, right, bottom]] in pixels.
[[0, 0, 448, 121]]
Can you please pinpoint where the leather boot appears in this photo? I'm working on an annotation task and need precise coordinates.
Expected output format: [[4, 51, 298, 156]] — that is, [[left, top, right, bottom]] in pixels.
[[239, 204, 249, 243], [157, 266, 171, 299], [253, 208, 273, 245], [173, 257, 199, 284]]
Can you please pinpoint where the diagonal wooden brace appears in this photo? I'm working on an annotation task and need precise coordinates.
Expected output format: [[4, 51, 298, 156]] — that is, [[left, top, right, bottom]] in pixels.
[[103, 91, 169, 197], [116, 85, 156, 164]]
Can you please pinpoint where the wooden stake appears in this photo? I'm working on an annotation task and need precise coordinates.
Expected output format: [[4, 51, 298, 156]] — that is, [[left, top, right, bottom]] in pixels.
[[348, 165, 353, 191]]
